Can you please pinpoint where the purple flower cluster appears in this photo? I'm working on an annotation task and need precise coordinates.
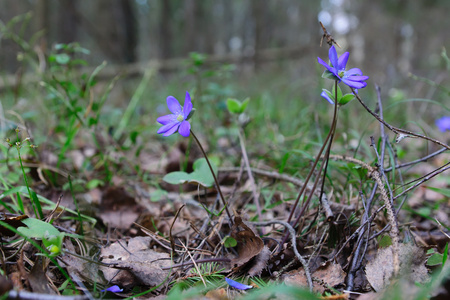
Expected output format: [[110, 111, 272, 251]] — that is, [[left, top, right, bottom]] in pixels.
[[318, 45, 368, 89]]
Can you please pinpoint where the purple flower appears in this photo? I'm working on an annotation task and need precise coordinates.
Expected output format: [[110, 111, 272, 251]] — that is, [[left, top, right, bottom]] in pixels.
[[102, 285, 123, 293], [225, 277, 253, 290], [157, 92, 193, 137], [436, 116, 450, 132], [318, 45, 369, 89], [321, 90, 334, 105]]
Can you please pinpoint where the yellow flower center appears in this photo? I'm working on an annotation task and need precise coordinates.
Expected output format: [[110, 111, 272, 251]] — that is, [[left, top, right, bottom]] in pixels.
[[338, 71, 345, 78], [176, 114, 184, 122]]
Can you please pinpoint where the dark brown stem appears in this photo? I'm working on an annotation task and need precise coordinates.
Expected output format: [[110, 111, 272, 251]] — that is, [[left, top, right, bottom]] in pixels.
[[190, 130, 233, 225]]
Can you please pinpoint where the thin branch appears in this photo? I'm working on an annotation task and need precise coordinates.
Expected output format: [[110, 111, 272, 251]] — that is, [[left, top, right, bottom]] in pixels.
[[352, 89, 450, 150], [190, 130, 233, 225], [237, 128, 262, 220], [251, 220, 313, 292]]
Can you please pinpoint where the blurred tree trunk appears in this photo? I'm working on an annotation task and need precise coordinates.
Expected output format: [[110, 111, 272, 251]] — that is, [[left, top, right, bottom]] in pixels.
[[159, 0, 172, 59], [251, 0, 264, 69], [184, 0, 196, 53], [117, 0, 137, 63], [87, 0, 137, 63], [58, 0, 78, 44]]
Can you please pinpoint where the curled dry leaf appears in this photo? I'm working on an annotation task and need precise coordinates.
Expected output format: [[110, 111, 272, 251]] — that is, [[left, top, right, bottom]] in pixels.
[[100, 236, 171, 287], [230, 216, 264, 273]]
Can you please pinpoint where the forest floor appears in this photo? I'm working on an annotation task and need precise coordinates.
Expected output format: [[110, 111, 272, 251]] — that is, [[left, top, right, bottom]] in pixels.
[[0, 39, 450, 300]]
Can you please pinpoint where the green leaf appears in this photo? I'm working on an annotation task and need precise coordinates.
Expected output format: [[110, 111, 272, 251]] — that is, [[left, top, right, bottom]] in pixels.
[[55, 53, 71, 65], [18, 218, 61, 239], [427, 252, 444, 266], [163, 158, 218, 187], [339, 94, 355, 106], [226, 98, 242, 114], [377, 234, 392, 248], [240, 98, 250, 113], [223, 236, 237, 248]]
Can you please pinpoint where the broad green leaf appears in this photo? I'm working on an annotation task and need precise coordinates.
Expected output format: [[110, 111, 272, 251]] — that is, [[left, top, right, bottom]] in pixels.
[[240, 98, 250, 113], [339, 94, 355, 106], [226, 98, 242, 114], [163, 158, 218, 187], [18, 218, 61, 239]]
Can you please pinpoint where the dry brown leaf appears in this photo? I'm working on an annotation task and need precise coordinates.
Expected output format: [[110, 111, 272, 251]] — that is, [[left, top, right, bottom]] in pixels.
[[99, 187, 139, 229], [283, 261, 346, 294], [28, 257, 54, 294], [230, 216, 264, 272], [100, 236, 171, 287], [365, 243, 429, 292]]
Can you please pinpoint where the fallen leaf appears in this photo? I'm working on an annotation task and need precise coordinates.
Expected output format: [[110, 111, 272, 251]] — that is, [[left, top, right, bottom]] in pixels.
[[99, 187, 139, 229], [365, 243, 429, 292], [100, 236, 171, 287], [230, 216, 264, 273]]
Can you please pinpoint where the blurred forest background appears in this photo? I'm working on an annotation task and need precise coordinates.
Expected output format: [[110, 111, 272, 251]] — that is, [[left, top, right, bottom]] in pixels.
[[1, 0, 449, 89]]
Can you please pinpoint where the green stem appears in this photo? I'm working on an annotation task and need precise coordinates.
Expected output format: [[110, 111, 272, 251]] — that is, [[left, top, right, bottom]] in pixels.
[[190, 130, 233, 225], [17, 148, 37, 217]]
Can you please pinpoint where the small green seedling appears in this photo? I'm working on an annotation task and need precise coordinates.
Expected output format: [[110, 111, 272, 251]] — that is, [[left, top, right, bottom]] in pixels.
[[163, 158, 218, 187], [18, 218, 65, 257]]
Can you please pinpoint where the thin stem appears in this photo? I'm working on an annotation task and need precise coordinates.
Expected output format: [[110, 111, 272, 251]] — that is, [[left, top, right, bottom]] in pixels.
[[238, 128, 263, 220], [190, 130, 233, 225], [284, 80, 339, 241]]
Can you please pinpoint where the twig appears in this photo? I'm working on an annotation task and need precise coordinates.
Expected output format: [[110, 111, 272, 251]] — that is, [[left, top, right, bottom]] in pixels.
[[237, 128, 262, 220], [6, 290, 89, 300], [251, 220, 313, 292], [319, 22, 341, 48], [393, 162, 450, 201], [352, 88, 450, 150], [169, 205, 185, 256], [161, 257, 230, 270], [179, 240, 206, 287], [190, 130, 233, 225], [329, 154, 400, 275], [219, 166, 333, 221], [384, 147, 447, 172]]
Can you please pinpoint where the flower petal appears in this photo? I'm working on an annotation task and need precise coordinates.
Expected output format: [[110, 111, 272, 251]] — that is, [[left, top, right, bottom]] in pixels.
[[225, 278, 253, 290], [102, 285, 123, 293], [318, 57, 339, 77], [167, 96, 182, 115], [178, 120, 191, 137], [157, 114, 176, 125], [342, 78, 367, 89], [345, 75, 369, 81], [163, 123, 180, 136], [328, 45, 338, 69], [345, 68, 363, 76], [337, 52, 349, 71], [157, 121, 179, 135], [321, 91, 334, 105], [183, 91, 193, 119]]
